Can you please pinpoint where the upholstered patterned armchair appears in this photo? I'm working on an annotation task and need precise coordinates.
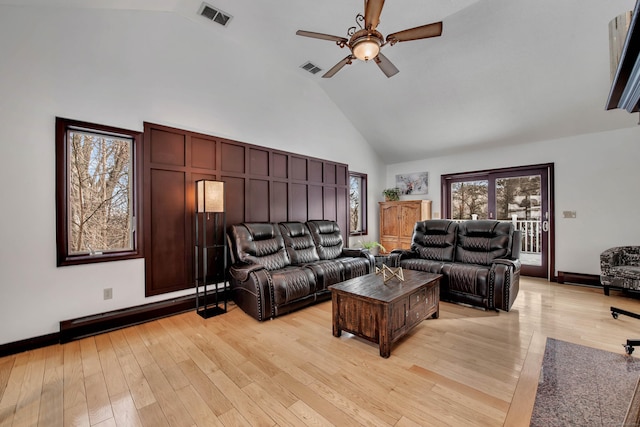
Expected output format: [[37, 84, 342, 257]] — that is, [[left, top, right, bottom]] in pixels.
[[600, 246, 640, 295]]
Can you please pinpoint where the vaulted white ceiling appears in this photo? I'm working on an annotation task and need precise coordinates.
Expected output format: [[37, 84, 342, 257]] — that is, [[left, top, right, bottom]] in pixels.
[[3, 0, 637, 163]]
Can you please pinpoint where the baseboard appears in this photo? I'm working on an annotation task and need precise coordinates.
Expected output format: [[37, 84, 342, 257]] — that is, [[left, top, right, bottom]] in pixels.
[[59, 294, 200, 344], [0, 291, 229, 357], [556, 271, 601, 287], [0, 333, 60, 358]]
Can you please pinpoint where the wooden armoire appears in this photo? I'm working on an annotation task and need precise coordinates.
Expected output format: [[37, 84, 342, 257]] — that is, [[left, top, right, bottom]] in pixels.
[[379, 200, 432, 253]]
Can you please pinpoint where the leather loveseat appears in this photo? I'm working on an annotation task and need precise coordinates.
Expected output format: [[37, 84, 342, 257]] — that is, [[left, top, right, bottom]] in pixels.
[[227, 220, 374, 320], [389, 219, 521, 311]]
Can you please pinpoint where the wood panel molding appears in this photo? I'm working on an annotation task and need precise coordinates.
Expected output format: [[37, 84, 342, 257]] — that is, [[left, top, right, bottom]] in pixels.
[[143, 122, 349, 297]]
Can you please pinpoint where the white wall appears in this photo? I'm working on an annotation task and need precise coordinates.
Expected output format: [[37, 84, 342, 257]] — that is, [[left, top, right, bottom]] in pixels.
[[386, 126, 640, 276], [0, 5, 383, 345]]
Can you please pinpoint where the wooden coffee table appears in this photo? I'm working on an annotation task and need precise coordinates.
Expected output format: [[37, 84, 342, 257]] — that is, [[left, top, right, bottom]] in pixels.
[[329, 270, 441, 358]]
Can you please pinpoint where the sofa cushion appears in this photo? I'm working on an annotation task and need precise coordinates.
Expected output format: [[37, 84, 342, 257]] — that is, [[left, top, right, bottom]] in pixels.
[[441, 263, 491, 307], [456, 221, 513, 266], [611, 266, 640, 281], [338, 257, 371, 280], [305, 260, 345, 291], [411, 220, 458, 262], [279, 222, 321, 265], [228, 223, 291, 271], [271, 267, 317, 305], [307, 220, 344, 260]]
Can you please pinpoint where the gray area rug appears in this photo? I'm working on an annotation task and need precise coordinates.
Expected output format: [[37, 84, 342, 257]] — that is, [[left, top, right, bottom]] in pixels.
[[531, 338, 640, 426]]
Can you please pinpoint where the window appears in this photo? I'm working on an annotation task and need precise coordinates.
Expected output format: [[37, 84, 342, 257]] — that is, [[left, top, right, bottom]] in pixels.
[[349, 171, 368, 235], [450, 179, 489, 219], [56, 118, 142, 266]]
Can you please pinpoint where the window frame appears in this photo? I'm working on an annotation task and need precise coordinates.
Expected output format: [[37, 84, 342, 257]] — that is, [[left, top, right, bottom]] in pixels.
[[349, 171, 368, 236], [55, 117, 143, 266]]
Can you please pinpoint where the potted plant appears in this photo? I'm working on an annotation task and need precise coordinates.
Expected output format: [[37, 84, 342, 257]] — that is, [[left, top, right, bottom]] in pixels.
[[359, 240, 387, 256], [382, 187, 401, 201]]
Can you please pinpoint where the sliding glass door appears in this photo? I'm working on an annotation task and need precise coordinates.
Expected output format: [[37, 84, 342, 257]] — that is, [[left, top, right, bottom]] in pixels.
[[443, 164, 553, 278]]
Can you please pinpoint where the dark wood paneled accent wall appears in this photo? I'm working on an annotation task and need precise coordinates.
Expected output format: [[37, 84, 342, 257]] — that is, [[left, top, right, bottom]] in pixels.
[[143, 122, 349, 296]]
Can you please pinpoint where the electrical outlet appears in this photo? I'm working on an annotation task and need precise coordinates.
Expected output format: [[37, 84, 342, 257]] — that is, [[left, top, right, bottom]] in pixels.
[[562, 211, 577, 219], [433, 211, 441, 219], [103, 288, 113, 300]]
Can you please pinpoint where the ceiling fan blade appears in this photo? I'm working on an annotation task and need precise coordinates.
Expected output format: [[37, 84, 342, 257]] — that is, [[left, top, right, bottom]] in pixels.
[[364, 0, 385, 30], [296, 30, 348, 45], [323, 55, 354, 78], [386, 22, 443, 44], [374, 52, 399, 78]]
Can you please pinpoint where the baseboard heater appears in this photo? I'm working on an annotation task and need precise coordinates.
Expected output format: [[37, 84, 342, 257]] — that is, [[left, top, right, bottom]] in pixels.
[[556, 271, 601, 287], [59, 294, 200, 344]]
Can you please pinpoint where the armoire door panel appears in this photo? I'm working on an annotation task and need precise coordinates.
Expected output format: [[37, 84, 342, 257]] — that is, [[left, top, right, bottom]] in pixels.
[[149, 169, 187, 295], [191, 137, 217, 170], [400, 205, 420, 238], [248, 179, 270, 222], [381, 205, 399, 237], [150, 129, 186, 167]]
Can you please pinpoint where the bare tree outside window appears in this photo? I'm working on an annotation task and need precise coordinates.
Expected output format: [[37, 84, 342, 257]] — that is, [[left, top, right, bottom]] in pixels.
[[68, 130, 132, 254], [450, 180, 488, 219], [349, 172, 368, 235], [56, 117, 142, 266]]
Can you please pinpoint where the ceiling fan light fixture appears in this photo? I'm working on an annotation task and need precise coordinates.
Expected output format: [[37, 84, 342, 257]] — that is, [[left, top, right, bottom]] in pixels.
[[350, 30, 382, 61], [352, 38, 380, 61]]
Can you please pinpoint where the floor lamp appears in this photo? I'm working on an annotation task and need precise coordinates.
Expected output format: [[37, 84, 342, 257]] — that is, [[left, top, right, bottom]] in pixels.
[[195, 179, 227, 319]]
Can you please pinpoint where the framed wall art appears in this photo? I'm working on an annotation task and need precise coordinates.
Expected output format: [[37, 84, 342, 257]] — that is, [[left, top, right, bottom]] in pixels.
[[396, 172, 428, 195]]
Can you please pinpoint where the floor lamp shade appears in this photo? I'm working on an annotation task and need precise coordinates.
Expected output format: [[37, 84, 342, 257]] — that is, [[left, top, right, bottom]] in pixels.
[[196, 180, 225, 213]]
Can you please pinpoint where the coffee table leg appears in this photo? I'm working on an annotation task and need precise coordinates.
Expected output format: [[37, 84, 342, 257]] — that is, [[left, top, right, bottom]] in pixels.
[[333, 326, 342, 337], [332, 293, 341, 337], [379, 342, 391, 358], [379, 305, 391, 358]]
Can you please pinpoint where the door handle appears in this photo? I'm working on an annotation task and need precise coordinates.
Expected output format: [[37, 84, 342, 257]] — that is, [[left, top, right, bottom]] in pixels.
[[542, 221, 549, 232]]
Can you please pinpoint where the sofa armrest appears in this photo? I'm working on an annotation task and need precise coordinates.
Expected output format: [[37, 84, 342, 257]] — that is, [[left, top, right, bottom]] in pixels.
[[342, 247, 367, 257], [229, 263, 266, 282], [228, 263, 274, 320], [388, 249, 416, 267], [493, 258, 521, 270], [342, 247, 375, 271], [600, 247, 626, 275], [491, 259, 521, 311]]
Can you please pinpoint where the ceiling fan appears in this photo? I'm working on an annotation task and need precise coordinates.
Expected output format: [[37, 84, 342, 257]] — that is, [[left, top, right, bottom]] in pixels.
[[296, 0, 443, 78]]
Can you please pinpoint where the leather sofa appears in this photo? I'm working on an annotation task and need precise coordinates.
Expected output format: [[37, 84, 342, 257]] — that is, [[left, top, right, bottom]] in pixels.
[[227, 220, 374, 320], [389, 219, 521, 311]]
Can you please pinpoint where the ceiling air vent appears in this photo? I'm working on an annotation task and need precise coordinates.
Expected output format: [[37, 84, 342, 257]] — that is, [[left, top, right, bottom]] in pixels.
[[300, 61, 323, 75], [198, 2, 232, 27]]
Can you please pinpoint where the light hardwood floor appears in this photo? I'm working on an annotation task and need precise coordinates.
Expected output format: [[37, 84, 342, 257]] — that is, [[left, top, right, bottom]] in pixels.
[[2, 277, 640, 427]]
